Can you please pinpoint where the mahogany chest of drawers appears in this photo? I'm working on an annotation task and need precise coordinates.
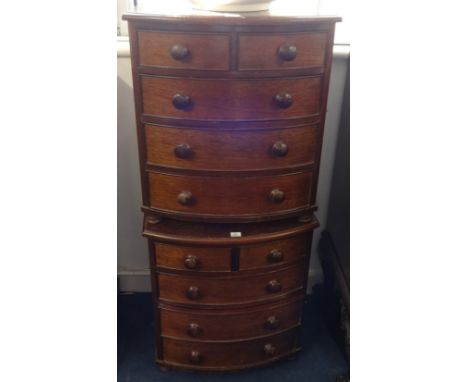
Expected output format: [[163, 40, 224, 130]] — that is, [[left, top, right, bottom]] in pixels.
[[123, 9, 340, 372]]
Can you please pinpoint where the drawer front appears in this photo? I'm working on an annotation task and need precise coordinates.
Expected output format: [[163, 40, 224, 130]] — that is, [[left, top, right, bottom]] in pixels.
[[155, 243, 231, 272], [148, 172, 312, 217], [238, 32, 327, 71], [239, 234, 308, 271], [160, 298, 302, 341], [142, 76, 321, 121], [145, 125, 317, 171], [162, 328, 297, 369], [158, 261, 305, 305], [138, 31, 230, 70]]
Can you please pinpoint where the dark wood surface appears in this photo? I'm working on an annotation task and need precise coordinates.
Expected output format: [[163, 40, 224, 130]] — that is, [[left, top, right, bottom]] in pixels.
[[238, 32, 327, 71], [145, 124, 318, 172], [141, 76, 321, 121], [138, 31, 230, 70], [161, 327, 298, 370], [148, 171, 313, 218], [124, 11, 339, 371], [157, 260, 305, 306], [159, 296, 303, 341]]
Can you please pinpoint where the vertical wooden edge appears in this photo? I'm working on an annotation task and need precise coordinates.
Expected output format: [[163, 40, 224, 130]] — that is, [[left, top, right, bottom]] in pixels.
[[147, 239, 163, 362], [230, 31, 238, 71], [128, 21, 150, 206], [309, 24, 337, 204]]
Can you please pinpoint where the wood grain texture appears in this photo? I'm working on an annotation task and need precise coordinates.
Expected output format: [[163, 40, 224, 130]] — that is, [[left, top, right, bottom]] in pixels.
[[145, 124, 318, 171], [162, 328, 298, 369], [142, 76, 321, 121], [155, 243, 231, 272], [238, 32, 326, 71], [160, 297, 302, 341], [157, 260, 305, 305], [239, 234, 308, 270], [148, 171, 312, 216], [138, 31, 230, 70]]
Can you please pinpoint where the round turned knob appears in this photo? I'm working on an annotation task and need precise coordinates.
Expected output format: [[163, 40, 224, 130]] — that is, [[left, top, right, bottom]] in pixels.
[[264, 343, 276, 356], [274, 92, 293, 109], [172, 93, 191, 110], [174, 143, 193, 159], [189, 350, 201, 364], [267, 279, 282, 293], [186, 285, 200, 300], [177, 191, 193, 205], [267, 249, 284, 263], [271, 141, 288, 157], [269, 189, 285, 203], [170, 44, 190, 60], [184, 255, 198, 269], [265, 316, 280, 329], [278, 44, 297, 61], [187, 323, 202, 337]]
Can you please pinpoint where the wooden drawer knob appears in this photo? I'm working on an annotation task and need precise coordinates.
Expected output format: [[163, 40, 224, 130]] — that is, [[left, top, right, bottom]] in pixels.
[[278, 44, 297, 61], [265, 315, 280, 329], [171, 44, 190, 60], [177, 191, 193, 205], [187, 323, 202, 337], [264, 343, 276, 356], [189, 350, 202, 364], [184, 255, 199, 269], [274, 92, 293, 109], [174, 143, 193, 159], [172, 93, 192, 110], [271, 141, 288, 157], [186, 285, 200, 300], [266, 279, 282, 293], [267, 249, 284, 263], [269, 189, 285, 203]]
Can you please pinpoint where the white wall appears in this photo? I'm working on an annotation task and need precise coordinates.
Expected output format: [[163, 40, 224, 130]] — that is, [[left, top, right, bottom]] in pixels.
[[117, 40, 350, 292]]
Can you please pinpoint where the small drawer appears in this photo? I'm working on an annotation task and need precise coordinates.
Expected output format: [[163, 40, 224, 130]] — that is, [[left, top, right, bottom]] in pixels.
[[158, 261, 305, 305], [142, 76, 321, 121], [138, 31, 230, 70], [238, 32, 327, 71], [239, 235, 308, 271], [162, 328, 298, 369], [148, 171, 312, 219], [145, 125, 317, 171], [160, 297, 302, 341], [155, 243, 231, 272]]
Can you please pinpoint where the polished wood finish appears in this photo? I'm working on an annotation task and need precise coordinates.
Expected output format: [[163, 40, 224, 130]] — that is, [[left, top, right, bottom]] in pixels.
[[124, 9, 339, 371], [142, 76, 321, 121], [138, 31, 230, 70], [162, 328, 298, 370], [238, 32, 327, 71], [145, 124, 318, 171], [155, 243, 231, 272], [148, 171, 312, 217], [159, 297, 303, 341]]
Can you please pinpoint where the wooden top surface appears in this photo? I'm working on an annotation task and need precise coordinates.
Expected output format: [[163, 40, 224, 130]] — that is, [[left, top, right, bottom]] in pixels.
[[122, 1, 341, 25]]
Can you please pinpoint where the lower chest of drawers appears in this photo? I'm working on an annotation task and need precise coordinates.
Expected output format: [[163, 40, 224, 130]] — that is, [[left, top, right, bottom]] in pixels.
[[144, 217, 317, 371]]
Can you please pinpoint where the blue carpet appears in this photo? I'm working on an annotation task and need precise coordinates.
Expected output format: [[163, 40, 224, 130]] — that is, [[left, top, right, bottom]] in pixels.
[[118, 293, 348, 382]]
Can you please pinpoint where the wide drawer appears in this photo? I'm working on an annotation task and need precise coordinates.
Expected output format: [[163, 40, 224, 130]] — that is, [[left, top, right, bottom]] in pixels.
[[160, 297, 302, 341], [148, 171, 312, 218], [162, 328, 298, 370], [138, 31, 230, 70], [155, 243, 231, 272], [141, 76, 321, 121], [238, 32, 327, 71], [145, 124, 317, 171], [157, 261, 305, 305]]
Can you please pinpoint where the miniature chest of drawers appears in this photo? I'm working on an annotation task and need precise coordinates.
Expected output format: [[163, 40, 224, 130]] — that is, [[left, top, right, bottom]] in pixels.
[[123, 9, 340, 372]]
